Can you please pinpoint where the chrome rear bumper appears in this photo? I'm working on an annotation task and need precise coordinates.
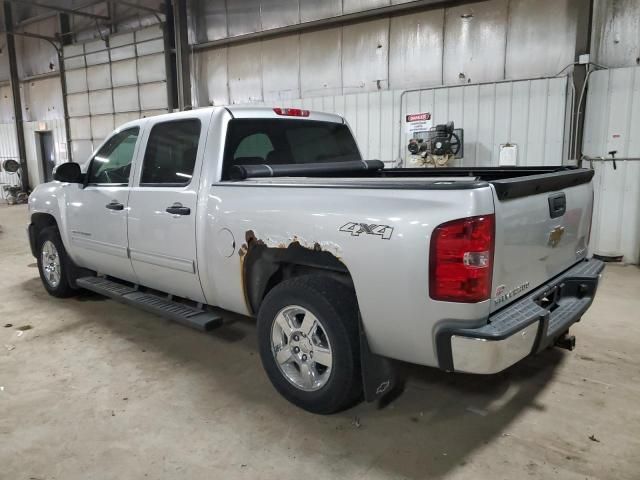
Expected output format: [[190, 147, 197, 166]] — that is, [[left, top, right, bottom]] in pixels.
[[437, 258, 605, 374]]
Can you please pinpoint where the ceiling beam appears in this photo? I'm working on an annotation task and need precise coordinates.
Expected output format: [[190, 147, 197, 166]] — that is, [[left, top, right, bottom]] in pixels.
[[5, 0, 110, 21]]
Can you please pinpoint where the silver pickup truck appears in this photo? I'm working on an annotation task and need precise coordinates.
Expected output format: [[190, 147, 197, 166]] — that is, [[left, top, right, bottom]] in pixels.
[[28, 106, 603, 413]]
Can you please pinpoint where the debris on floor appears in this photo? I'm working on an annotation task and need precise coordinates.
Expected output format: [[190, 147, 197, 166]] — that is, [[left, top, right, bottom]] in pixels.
[[5, 344, 16, 351], [589, 434, 601, 443], [352, 416, 361, 428], [17, 325, 33, 331], [3, 323, 12, 328], [466, 406, 489, 416]]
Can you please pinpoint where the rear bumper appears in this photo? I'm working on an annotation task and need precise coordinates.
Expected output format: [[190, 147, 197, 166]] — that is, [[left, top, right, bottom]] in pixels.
[[436, 258, 605, 374]]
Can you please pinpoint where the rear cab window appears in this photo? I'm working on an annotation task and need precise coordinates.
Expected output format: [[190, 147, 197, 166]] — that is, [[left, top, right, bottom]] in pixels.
[[222, 119, 361, 180]]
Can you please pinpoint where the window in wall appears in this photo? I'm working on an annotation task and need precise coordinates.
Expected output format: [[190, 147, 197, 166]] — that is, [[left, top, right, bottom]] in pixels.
[[87, 127, 139, 185], [140, 119, 201, 186]]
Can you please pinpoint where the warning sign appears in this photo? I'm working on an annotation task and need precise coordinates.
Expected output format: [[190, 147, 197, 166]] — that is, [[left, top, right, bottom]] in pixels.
[[405, 112, 432, 134]]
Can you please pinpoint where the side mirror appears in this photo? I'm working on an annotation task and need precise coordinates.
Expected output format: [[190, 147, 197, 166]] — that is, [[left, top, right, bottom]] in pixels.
[[53, 162, 83, 183]]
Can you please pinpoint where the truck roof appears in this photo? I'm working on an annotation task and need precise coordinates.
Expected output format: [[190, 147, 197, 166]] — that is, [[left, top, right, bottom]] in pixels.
[[114, 105, 345, 134]]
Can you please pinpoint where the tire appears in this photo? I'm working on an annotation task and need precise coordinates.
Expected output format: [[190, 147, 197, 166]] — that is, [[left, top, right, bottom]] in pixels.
[[36, 226, 76, 298], [257, 275, 362, 414]]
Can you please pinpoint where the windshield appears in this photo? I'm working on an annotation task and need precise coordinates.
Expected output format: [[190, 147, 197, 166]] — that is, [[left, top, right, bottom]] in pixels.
[[222, 119, 361, 179]]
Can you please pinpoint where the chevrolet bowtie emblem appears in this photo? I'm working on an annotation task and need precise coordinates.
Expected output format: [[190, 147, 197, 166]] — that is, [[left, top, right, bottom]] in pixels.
[[548, 226, 565, 247]]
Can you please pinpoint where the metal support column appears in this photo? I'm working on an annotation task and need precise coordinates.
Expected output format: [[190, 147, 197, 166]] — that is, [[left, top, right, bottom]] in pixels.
[[572, 0, 594, 163], [163, 0, 177, 111], [58, 12, 73, 163], [172, 0, 191, 110], [3, 1, 29, 191]]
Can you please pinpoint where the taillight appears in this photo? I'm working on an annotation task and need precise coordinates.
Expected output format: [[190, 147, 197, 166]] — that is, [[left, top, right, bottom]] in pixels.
[[429, 214, 495, 303], [273, 107, 310, 117]]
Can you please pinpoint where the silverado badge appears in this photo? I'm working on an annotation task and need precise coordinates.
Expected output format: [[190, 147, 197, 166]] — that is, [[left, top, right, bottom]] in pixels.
[[547, 226, 565, 248]]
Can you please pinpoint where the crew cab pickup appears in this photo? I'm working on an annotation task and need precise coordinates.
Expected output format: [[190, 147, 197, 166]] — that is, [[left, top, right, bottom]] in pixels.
[[28, 106, 603, 413]]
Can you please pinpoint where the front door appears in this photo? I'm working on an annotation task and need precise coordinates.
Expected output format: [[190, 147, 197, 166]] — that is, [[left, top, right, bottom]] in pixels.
[[127, 113, 210, 303], [65, 127, 141, 283]]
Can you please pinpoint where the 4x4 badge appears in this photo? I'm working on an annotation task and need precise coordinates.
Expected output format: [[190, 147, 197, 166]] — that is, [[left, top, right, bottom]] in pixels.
[[339, 222, 394, 240]]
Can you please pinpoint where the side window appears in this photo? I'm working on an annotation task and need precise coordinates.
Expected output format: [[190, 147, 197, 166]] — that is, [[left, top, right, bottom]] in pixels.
[[87, 127, 139, 185], [233, 133, 274, 163], [140, 119, 201, 186]]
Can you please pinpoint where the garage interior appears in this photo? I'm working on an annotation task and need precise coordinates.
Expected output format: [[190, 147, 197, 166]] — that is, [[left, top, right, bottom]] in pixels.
[[1, 0, 640, 478]]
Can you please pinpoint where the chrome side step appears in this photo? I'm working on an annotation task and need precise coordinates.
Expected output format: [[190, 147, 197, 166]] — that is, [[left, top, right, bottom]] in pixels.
[[76, 276, 223, 331]]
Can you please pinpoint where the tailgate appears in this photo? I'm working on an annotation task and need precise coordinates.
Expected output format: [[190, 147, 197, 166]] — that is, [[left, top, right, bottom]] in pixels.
[[489, 169, 595, 312]]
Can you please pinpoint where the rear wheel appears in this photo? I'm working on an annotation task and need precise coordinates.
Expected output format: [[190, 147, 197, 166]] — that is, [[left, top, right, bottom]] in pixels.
[[36, 227, 76, 298], [257, 275, 362, 414]]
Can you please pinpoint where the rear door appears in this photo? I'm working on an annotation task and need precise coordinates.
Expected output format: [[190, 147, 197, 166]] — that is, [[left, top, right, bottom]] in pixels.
[[489, 171, 594, 312], [127, 111, 212, 303]]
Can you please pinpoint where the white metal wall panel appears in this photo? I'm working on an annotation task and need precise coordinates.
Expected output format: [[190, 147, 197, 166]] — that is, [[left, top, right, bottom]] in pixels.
[[343, 0, 389, 14], [0, 85, 15, 122], [0, 35, 10, 83], [592, 0, 640, 68], [389, 10, 444, 90], [262, 36, 301, 101], [300, 28, 342, 97], [195, 48, 230, 106], [227, 0, 261, 37], [583, 66, 640, 264], [22, 78, 65, 122], [342, 19, 389, 94], [16, 17, 59, 78], [443, 0, 508, 85], [261, 0, 300, 30], [505, 0, 578, 79], [0, 123, 20, 194], [299, 0, 341, 22], [228, 43, 263, 104]]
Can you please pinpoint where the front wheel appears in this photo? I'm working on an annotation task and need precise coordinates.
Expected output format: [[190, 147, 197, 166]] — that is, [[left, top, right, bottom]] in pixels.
[[36, 227, 76, 298], [257, 275, 362, 414]]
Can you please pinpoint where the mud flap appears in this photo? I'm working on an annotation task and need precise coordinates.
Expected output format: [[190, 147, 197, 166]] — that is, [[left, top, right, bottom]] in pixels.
[[359, 317, 397, 402]]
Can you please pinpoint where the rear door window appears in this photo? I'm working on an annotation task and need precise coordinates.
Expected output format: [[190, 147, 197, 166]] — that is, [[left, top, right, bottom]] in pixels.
[[140, 119, 201, 186], [223, 119, 361, 179]]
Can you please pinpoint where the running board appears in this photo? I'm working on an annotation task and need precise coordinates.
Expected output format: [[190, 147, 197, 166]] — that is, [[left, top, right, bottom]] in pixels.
[[76, 276, 223, 331]]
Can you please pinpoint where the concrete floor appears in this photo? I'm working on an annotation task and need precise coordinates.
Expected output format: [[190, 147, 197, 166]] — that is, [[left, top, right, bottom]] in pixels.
[[1, 204, 639, 480]]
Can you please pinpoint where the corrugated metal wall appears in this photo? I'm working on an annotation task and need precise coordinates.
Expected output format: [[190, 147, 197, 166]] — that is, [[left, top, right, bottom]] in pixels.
[[0, 83, 20, 196], [191, 0, 579, 104], [258, 76, 568, 167], [583, 66, 640, 264], [592, 0, 640, 68], [63, 24, 168, 164]]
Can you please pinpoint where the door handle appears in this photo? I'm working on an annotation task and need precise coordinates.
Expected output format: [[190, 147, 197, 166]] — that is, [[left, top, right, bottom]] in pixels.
[[105, 200, 124, 211], [166, 203, 191, 216]]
